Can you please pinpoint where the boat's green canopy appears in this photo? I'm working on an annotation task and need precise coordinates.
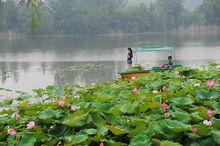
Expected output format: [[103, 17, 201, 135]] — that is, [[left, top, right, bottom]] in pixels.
[[134, 45, 175, 52]]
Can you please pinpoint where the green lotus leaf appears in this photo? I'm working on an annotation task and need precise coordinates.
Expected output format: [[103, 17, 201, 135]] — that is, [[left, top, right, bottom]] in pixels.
[[100, 113, 122, 125], [49, 125, 72, 138], [90, 102, 112, 111], [106, 125, 129, 135], [46, 85, 65, 98], [90, 112, 106, 126], [97, 125, 108, 136], [18, 134, 36, 146], [78, 101, 90, 109], [160, 140, 182, 146], [16, 92, 32, 101], [208, 101, 220, 113], [160, 119, 191, 133], [7, 136, 17, 146], [84, 129, 97, 135], [172, 97, 193, 106], [138, 102, 160, 112], [195, 106, 209, 119], [0, 98, 13, 107], [0, 116, 16, 125], [198, 138, 216, 146], [92, 95, 112, 102], [129, 124, 147, 137], [71, 134, 88, 144], [38, 107, 60, 120], [34, 127, 47, 141], [129, 130, 154, 146], [189, 143, 200, 146], [62, 110, 88, 126], [213, 119, 220, 129], [119, 101, 138, 114], [196, 89, 210, 99], [197, 124, 212, 136], [212, 131, 220, 144], [33, 88, 45, 97], [0, 142, 6, 146], [171, 110, 191, 123], [201, 71, 216, 79], [191, 112, 203, 122], [106, 140, 126, 146], [19, 100, 29, 109]]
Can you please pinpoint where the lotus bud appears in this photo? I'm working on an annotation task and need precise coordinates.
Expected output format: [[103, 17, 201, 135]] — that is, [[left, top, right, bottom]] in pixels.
[[7, 128, 16, 136], [203, 120, 212, 126], [58, 100, 65, 107], [206, 80, 215, 88], [27, 121, 36, 129], [161, 102, 168, 110]]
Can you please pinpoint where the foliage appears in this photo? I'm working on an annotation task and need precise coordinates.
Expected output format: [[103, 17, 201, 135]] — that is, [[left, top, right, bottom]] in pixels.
[[198, 0, 220, 25], [0, 0, 219, 34], [0, 63, 219, 145]]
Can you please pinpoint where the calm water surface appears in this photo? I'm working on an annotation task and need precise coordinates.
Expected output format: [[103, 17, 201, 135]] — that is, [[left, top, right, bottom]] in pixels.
[[0, 32, 220, 95]]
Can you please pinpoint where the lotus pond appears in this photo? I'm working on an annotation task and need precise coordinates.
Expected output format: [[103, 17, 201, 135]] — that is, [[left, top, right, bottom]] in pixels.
[[0, 63, 220, 146]]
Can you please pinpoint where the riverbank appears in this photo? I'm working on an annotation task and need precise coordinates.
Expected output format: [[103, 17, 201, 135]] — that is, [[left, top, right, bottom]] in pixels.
[[1, 25, 220, 39], [0, 63, 219, 145]]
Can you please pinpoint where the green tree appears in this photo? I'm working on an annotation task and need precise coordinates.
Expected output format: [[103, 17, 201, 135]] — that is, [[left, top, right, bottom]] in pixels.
[[198, 0, 220, 24], [154, 0, 185, 31], [0, 0, 5, 31]]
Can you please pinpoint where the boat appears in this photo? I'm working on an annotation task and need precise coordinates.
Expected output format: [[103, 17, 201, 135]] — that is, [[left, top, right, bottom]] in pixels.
[[119, 44, 180, 79]]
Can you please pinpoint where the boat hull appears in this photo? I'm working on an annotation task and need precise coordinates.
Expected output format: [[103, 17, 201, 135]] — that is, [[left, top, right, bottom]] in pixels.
[[120, 72, 151, 79]]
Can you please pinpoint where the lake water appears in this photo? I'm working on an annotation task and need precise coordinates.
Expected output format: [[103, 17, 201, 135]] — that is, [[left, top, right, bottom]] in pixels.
[[0, 32, 220, 94]]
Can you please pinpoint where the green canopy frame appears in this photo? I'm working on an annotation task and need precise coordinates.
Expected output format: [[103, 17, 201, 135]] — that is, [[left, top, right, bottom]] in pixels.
[[133, 44, 176, 65]]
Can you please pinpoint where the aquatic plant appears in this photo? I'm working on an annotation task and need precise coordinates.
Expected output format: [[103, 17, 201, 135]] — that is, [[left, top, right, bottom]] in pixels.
[[0, 63, 219, 146]]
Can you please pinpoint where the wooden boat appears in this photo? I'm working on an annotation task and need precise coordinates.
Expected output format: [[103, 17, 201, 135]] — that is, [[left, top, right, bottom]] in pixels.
[[119, 45, 179, 79], [119, 66, 151, 79]]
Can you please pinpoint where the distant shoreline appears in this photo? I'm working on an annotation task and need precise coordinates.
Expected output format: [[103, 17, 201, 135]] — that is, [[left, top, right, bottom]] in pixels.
[[0, 25, 220, 39]]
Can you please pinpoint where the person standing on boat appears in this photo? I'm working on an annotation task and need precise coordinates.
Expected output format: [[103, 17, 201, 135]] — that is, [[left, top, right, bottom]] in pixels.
[[127, 48, 133, 68]]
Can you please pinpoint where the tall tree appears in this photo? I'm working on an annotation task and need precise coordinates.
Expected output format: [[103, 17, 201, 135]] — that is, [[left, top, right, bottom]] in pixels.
[[199, 0, 220, 25], [154, 0, 185, 31], [0, 0, 5, 31]]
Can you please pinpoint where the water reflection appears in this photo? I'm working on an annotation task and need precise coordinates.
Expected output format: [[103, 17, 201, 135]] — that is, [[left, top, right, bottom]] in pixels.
[[0, 32, 220, 61], [0, 62, 125, 92]]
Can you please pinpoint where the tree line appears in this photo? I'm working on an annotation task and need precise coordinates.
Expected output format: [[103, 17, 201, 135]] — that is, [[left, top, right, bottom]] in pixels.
[[0, 0, 219, 35]]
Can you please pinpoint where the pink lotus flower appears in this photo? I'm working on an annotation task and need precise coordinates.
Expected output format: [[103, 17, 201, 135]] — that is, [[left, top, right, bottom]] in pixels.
[[100, 142, 104, 146], [7, 128, 16, 136], [192, 127, 198, 134], [162, 86, 167, 91], [203, 120, 212, 126], [206, 80, 215, 88], [131, 76, 136, 80], [164, 112, 171, 118], [58, 100, 65, 107], [27, 121, 36, 129], [132, 88, 139, 93], [207, 109, 214, 117], [161, 102, 168, 110]]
